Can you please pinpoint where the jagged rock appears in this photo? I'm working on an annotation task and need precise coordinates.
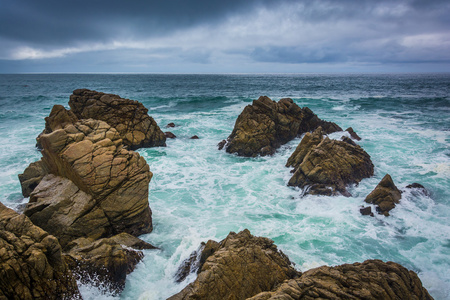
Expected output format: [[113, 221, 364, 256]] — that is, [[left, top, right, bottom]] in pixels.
[[18, 160, 48, 198], [25, 119, 153, 248], [174, 240, 220, 283], [287, 127, 374, 196], [64, 233, 155, 294], [217, 140, 226, 150], [223, 96, 342, 157], [168, 229, 299, 300], [346, 127, 362, 141], [365, 174, 402, 216], [0, 202, 81, 300], [69, 89, 166, 150], [248, 259, 433, 300], [165, 131, 176, 139], [360, 206, 374, 216]]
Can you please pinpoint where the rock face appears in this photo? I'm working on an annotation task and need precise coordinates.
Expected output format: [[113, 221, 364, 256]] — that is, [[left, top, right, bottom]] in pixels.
[[69, 89, 166, 149], [0, 202, 81, 300], [249, 259, 433, 300], [365, 174, 402, 216], [169, 229, 299, 300], [24, 119, 153, 248], [64, 233, 155, 294], [18, 160, 48, 198], [223, 96, 342, 157], [287, 127, 374, 196]]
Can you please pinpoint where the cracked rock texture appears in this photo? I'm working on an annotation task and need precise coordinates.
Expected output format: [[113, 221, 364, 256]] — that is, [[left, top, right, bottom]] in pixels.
[[365, 174, 402, 216], [24, 119, 153, 248], [287, 127, 374, 196], [69, 89, 166, 149], [224, 96, 342, 157], [169, 229, 300, 300], [0, 202, 81, 300], [248, 259, 433, 300]]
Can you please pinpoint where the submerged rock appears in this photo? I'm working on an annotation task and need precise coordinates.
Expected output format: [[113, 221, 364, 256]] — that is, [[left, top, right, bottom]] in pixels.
[[169, 229, 299, 300], [69, 89, 166, 149], [406, 182, 430, 197], [25, 119, 153, 247], [287, 127, 374, 196], [249, 259, 433, 300], [365, 174, 402, 216], [165, 131, 177, 139], [223, 96, 341, 157], [0, 202, 81, 300]]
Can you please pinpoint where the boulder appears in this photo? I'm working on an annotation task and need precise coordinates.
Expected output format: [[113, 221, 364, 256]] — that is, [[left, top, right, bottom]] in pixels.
[[69, 89, 166, 149], [249, 259, 433, 300], [167, 122, 176, 128], [217, 140, 226, 150], [346, 127, 362, 141], [190, 135, 199, 139], [406, 183, 430, 197], [165, 131, 176, 139], [223, 96, 342, 157], [360, 206, 374, 216], [64, 233, 155, 294], [18, 160, 48, 198], [287, 127, 374, 196], [25, 119, 153, 248], [0, 202, 81, 300], [365, 174, 401, 216], [169, 229, 299, 300]]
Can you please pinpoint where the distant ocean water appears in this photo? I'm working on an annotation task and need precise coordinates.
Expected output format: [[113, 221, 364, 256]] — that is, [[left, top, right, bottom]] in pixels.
[[0, 73, 449, 300]]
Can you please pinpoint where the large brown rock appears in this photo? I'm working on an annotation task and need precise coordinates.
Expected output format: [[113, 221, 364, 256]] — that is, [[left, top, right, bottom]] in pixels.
[[169, 229, 300, 300], [365, 174, 402, 216], [249, 259, 433, 300], [0, 202, 81, 300], [64, 233, 155, 294], [287, 127, 374, 196], [224, 96, 342, 157], [18, 160, 48, 198], [69, 89, 166, 149], [25, 119, 153, 247]]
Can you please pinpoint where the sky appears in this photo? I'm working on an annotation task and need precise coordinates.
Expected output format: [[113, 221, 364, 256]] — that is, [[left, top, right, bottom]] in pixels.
[[1, 0, 449, 73]]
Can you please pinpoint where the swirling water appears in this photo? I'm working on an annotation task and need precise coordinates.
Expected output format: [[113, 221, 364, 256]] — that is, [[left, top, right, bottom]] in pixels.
[[0, 73, 449, 299]]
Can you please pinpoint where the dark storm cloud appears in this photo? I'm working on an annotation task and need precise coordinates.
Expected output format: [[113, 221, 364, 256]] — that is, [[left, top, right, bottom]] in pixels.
[[0, 0, 449, 72]]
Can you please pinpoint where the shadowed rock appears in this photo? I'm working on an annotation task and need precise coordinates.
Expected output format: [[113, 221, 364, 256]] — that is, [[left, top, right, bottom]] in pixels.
[[365, 174, 402, 216], [69, 89, 166, 149], [346, 127, 362, 140], [165, 131, 176, 139], [287, 127, 374, 196], [169, 229, 299, 300], [249, 259, 433, 300], [18, 160, 48, 198], [25, 119, 153, 248], [0, 202, 81, 300], [224, 96, 342, 157]]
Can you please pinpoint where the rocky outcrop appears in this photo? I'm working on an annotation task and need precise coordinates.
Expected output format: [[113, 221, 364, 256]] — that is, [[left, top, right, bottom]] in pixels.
[[64, 233, 155, 294], [0, 202, 81, 300], [365, 174, 402, 216], [169, 229, 299, 300], [24, 119, 153, 248], [287, 127, 374, 196], [18, 160, 48, 198], [346, 127, 361, 141], [249, 259, 433, 300], [223, 96, 342, 157], [69, 89, 166, 149]]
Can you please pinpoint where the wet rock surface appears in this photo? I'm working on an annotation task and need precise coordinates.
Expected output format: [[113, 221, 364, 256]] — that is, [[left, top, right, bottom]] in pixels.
[[224, 96, 341, 157], [69, 89, 166, 149], [169, 229, 299, 300], [0, 203, 81, 300], [249, 259, 433, 300], [287, 127, 374, 196], [365, 174, 402, 216]]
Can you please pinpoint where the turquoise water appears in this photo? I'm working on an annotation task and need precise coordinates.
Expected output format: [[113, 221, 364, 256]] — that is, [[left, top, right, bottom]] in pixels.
[[0, 74, 449, 299]]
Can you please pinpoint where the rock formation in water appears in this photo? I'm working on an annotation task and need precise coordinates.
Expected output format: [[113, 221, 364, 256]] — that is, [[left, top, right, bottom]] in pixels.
[[69, 89, 166, 149], [0, 202, 81, 300], [345, 126, 362, 140], [222, 96, 342, 157], [169, 229, 300, 300], [248, 259, 433, 300], [365, 174, 402, 216], [286, 127, 374, 196]]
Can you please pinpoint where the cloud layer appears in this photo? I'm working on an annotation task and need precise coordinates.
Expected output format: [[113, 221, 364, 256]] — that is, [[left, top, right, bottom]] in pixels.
[[1, 0, 449, 72]]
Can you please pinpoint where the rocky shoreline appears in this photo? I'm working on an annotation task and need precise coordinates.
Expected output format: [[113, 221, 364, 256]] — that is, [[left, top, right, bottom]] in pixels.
[[1, 91, 433, 299]]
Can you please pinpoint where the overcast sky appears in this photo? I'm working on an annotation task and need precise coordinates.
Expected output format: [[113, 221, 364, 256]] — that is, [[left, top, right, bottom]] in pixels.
[[1, 0, 449, 73]]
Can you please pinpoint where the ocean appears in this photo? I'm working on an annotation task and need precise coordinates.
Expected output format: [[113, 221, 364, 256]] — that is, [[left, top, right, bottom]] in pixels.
[[0, 73, 449, 299]]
